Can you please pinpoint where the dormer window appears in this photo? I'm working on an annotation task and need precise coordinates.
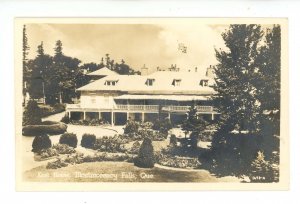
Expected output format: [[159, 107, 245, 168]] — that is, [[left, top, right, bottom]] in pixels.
[[172, 79, 181, 86], [146, 78, 155, 86], [200, 79, 208, 87], [105, 80, 118, 86]]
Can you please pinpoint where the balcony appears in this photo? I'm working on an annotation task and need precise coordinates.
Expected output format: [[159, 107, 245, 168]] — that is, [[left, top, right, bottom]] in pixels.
[[66, 104, 214, 113]]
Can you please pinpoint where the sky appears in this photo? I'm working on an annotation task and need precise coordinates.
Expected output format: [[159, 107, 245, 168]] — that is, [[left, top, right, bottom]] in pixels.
[[26, 22, 228, 75]]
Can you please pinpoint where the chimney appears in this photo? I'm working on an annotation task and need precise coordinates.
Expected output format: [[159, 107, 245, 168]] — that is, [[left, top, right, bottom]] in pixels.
[[195, 67, 198, 72], [206, 65, 215, 78], [141, 64, 148, 76]]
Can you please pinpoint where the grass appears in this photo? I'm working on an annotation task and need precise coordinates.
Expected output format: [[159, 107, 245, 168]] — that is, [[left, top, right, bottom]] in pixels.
[[23, 161, 239, 182]]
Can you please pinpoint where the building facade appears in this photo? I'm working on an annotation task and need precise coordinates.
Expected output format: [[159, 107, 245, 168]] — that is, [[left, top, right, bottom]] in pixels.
[[66, 67, 218, 126]]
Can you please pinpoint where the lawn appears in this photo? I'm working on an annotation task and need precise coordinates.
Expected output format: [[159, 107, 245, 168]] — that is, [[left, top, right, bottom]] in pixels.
[[23, 161, 239, 182]]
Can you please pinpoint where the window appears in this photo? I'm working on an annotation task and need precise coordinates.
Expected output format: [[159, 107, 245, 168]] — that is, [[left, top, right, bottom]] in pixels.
[[105, 80, 118, 86], [200, 80, 208, 87], [146, 78, 155, 86], [172, 79, 181, 86]]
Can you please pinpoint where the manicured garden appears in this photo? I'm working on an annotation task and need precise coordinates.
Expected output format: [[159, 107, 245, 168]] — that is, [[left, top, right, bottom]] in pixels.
[[22, 99, 279, 183]]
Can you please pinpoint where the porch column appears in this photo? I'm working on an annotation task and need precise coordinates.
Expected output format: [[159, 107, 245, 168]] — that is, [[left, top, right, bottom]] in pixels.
[[68, 111, 71, 119], [111, 111, 114, 126], [126, 112, 129, 121], [83, 111, 86, 120], [142, 112, 145, 122], [98, 112, 101, 120], [212, 113, 215, 121]]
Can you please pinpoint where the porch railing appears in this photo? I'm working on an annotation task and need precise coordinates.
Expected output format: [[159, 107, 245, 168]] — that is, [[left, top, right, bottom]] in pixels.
[[66, 104, 213, 113]]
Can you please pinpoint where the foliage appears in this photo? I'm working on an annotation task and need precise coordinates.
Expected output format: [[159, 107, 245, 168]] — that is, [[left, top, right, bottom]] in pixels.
[[39, 148, 58, 159], [128, 141, 141, 154], [249, 151, 277, 183], [134, 138, 155, 168], [64, 153, 85, 165], [124, 120, 139, 134], [60, 114, 70, 124], [156, 153, 200, 169], [39, 104, 65, 117], [52, 143, 76, 154], [59, 133, 78, 148], [23, 100, 42, 125], [46, 158, 68, 169], [94, 135, 127, 153], [181, 103, 208, 143], [207, 25, 281, 180], [137, 129, 168, 141], [32, 134, 52, 153], [203, 133, 274, 177], [169, 134, 177, 147], [81, 134, 96, 149], [140, 121, 154, 129], [22, 122, 67, 136], [214, 24, 264, 133], [256, 25, 281, 113], [153, 118, 172, 134], [69, 119, 106, 126]]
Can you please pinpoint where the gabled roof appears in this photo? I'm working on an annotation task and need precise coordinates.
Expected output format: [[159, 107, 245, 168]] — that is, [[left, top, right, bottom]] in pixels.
[[78, 70, 216, 95], [87, 67, 118, 76]]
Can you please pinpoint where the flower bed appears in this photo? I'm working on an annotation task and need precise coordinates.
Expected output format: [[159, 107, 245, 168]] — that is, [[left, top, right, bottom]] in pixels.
[[156, 154, 200, 169], [46, 152, 135, 169]]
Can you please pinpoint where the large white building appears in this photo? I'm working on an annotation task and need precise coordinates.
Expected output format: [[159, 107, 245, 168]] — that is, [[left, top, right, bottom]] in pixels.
[[66, 66, 218, 126]]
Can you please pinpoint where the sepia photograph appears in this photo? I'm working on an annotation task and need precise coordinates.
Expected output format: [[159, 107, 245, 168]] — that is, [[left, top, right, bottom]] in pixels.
[[15, 18, 288, 191]]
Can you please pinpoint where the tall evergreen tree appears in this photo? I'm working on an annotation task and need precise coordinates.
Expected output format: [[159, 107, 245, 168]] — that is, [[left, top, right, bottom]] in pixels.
[[181, 103, 208, 139], [213, 24, 264, 133], [256, 25, 281, 113], [28, 42, 52, 100], [51, 40, 81, 103], [22, 25, 30, 104]]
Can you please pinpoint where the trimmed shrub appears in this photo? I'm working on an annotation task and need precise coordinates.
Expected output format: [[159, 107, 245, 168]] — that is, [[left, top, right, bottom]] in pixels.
[[169, 134, 177, 147], [134, 138, 155, 168], [153, 118, 172, 134], [23, 100, 42, 125], [60, 114, 70, 124], [59, 133, 78, 148], [81, 134, 96, 149], [22, 122, 67, 136], [124, 120, 139, 134], [32, 134, 52, 153], [52, 143, 76, 154]]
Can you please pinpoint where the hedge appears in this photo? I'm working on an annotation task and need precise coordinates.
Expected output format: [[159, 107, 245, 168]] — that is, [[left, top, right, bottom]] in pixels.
[[22, 122, 67, 136]]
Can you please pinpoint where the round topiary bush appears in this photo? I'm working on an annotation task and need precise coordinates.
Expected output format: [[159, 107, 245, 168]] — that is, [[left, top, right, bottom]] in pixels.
[[134, 137, 155, 168], [59, 133, 78, 148], [81, 134, 96, 149], [32, 134, 52, 153]]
